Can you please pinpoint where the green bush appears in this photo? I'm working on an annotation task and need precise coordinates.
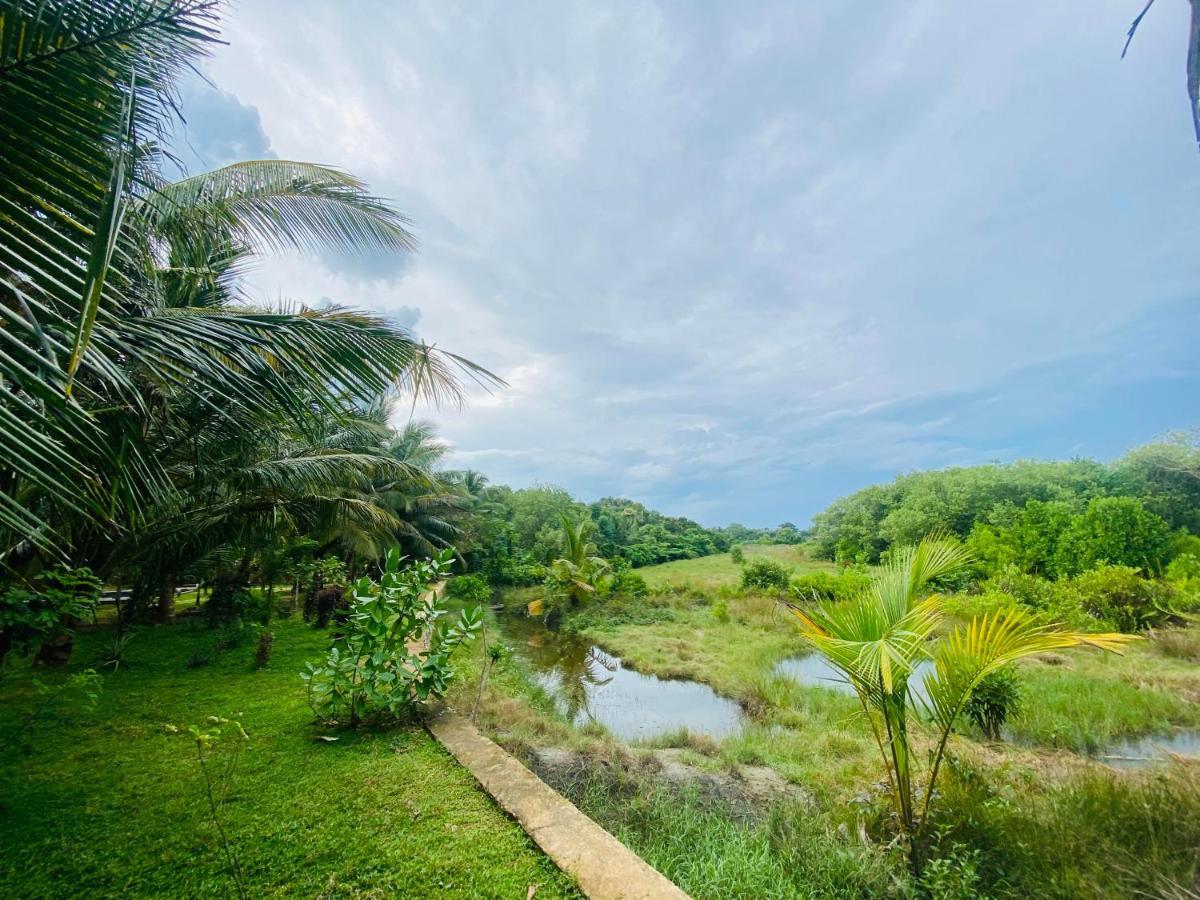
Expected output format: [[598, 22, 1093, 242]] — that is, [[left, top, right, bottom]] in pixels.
[[789, 569, 872, 603], [1072, 565, 1180, 633], [1054, 496, 1173, 577], [729, 544, 745, 564], [0, 567, 101, 670], [963, 664, 1022, 740], [302, 550, 481, 726], [446, 574, 492, 606], [980, 566, 1095, 628], [740, 559, 791, 592]]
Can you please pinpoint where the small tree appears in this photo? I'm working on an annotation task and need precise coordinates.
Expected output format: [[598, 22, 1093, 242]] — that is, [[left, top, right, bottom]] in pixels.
[[740, 558, 790, 591], [302, 549, 481, 726], [730, 544, 745, 564], [786, 536, 1134, 871]]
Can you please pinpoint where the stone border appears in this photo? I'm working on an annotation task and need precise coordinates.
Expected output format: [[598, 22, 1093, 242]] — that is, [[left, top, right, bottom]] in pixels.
[[426, 707, 690, 900]]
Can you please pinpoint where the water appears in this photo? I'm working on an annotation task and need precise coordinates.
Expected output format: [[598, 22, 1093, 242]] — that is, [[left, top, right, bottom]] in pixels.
[[500, 616, 744, 742], [1097, 729, 1200, 769], [775, 654, 937, 705]]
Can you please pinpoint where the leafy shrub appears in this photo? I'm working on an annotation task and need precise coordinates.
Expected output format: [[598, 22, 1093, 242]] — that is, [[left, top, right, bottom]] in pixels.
[[302, 550, 481, 726], [982, 566, 1092, 629], [729, 544, 745, 564], [0, 567, 101, 670], [1072, 565, 1180, 633], [740, 559, 791, 592], [1167, 551, 1200, 582], [964, 664, 1021, 740], [205, 571, 255, 628], [446, 574, 492, 606], [312, 584, 347, 629], [712, 601, 730, 623], [1054, 496, 1172, 577], [789, 569, 872, 603], [608, 569, 649, 598], [920, 836, 983, 900]]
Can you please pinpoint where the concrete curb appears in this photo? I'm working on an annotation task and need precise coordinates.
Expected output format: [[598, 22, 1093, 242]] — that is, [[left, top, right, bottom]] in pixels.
[[426, 707, 690, 900]]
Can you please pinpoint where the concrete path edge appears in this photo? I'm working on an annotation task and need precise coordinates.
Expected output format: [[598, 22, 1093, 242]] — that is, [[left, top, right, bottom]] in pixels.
[[425, 707, 691, 900]]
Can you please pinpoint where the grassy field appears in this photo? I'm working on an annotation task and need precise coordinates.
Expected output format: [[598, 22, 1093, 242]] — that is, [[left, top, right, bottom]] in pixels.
[[474, 576, 1200, 898], [0, 615, 579, 899], [633, 544, 837, 590]]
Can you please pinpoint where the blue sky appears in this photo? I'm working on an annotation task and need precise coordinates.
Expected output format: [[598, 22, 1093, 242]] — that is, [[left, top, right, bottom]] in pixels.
[[176, 1, 1200, 527]]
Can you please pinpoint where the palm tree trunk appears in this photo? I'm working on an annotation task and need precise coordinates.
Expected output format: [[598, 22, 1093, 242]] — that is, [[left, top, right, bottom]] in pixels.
[[155, 578, 176, 623]]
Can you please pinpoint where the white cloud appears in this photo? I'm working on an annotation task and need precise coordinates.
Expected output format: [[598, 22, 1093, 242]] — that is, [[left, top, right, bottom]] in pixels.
[[188, 0, 1200, 524]]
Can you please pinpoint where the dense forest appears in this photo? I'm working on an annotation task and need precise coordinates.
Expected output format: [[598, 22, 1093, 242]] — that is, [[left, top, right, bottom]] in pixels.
[[808, 439, 1200, 570]]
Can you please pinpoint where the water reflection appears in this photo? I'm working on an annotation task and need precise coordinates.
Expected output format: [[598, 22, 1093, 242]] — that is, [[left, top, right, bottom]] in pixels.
[[500, 616, 744, 742], [775, 654, 936, 705], [1098, 729, 1200, 769]]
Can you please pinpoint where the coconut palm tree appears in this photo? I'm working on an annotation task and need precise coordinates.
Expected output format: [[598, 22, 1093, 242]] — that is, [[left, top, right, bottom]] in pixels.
[[0, 2, 496, 571], [786, 536, 1135, 869], [1123, 0, 1200, 149], [547, 514, 611, 605]]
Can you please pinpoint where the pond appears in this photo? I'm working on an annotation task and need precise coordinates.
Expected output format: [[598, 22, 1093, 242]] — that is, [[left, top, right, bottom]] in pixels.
[[499, 615, 744, 742], [775, 654, 936, 705], [1096, 729, 1200, 769]]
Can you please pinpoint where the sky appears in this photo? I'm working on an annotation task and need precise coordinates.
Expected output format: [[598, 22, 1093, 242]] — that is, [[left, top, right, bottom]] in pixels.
[[174, 1, 1200, 527]]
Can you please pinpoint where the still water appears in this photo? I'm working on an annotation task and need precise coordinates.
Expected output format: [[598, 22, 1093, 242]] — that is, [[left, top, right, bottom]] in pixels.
[[500, 616, 744, 742], [775, 654, 937, 705]]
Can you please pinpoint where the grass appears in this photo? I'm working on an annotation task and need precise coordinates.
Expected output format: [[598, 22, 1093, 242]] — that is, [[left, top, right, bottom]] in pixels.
[[634, 544, 837, 591], [0, 616, 579, 899]]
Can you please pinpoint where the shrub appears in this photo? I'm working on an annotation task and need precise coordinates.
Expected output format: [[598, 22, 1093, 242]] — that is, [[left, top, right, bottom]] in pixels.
[[1054, 496, 1172, 578], [789, 569, 872, 603], [605, 566, 649, 599], [963, 664, 1021, 740], [740, 559, 791, 592], [312, 585, 347, 629], [205, 571, 255, 628], [982, 566, 1092, 629], [446, 574, 492, 606], [0, 567, 101, 670], [302, 550, 481, 726], [1072, 565, 1180, 633], [729, 544, 745, 564]]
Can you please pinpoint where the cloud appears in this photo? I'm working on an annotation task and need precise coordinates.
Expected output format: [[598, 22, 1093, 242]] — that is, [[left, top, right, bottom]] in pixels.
[[181, 0, 1200, 526], [170, 75, 274, 174]]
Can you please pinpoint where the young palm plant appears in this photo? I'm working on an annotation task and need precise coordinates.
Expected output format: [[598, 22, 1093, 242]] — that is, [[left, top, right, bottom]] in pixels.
[[786, 536, 1135, 869]]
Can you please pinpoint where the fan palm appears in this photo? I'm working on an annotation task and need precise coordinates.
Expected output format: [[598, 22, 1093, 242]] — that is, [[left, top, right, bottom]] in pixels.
[[786, 536, 1135, 868]]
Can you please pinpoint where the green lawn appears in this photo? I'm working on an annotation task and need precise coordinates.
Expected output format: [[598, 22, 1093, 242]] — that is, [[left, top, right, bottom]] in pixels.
[[634, 544, 836, 590], [0, 617, 579, 899]]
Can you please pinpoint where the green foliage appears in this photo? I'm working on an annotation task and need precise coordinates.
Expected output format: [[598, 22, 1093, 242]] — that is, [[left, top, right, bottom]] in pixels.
[[205, 571, 256, 628], [1054, 497, 1172, 577], [0, 568, 101, 669], [963, 665, 1022, 740], [788, 536, 1133, 868], [302, 550, 481, 725], [740, 558, 791, 592], [789, 569, 872, 603], [810, 440, 1200, 566], [1072, 565, 1180, 633], [729, 544, 745, 564], [1166, 551, 1200, 582], [919, 834, 984, 900], [446, 574, 493, 606]]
